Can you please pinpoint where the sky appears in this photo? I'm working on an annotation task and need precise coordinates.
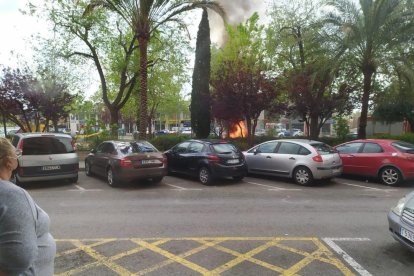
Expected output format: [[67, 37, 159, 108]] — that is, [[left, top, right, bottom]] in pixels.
[[0, 0, 269, 99]]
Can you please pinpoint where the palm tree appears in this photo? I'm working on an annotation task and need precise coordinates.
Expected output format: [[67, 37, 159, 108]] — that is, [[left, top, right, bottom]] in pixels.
[[84, 0, 228, 139], [324, 0, 414, 138]]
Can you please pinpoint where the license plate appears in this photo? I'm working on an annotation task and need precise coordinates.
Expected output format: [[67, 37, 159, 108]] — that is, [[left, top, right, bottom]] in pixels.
[[332, 168, 341, 173], [401, 227, 414, 243], [42, 165, 60, 171], [227, 159, 239, 164], [141, 160, 160, 164]]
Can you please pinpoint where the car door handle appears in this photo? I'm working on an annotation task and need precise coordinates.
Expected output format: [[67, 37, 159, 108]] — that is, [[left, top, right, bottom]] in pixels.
[[266, 156, 272, 159], [289, 157, 296, 160], [347, 155, 354, 158]]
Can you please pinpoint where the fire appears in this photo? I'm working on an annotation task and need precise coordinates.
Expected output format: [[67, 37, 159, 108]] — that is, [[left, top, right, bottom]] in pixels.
[[229, 121, 248, 138]]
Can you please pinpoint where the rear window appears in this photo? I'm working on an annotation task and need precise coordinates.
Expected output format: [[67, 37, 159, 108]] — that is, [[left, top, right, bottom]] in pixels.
[[311, 143, 336, 155], [23, 136, 74, 155], [212, 143, 238, 154], [117, 142, 158, 153], [391, 141, 414, 153]]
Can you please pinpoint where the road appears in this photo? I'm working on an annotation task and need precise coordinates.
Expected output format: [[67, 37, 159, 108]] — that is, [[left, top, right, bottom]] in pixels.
[[23, 172, 414, 276]]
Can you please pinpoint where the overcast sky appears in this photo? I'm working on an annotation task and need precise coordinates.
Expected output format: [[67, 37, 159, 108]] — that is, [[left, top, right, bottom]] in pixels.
[[0, 0, 269, 99]]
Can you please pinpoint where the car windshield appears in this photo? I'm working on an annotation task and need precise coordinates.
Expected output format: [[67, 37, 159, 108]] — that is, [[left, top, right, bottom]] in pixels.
[[311, 143, 336, 155], [212, 143, 238, 154], [117, 142, 158, 153], [391, 141, 414, 153]]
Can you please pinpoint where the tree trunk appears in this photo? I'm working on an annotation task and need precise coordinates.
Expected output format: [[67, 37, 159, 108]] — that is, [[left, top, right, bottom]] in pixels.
[[358, 69, 374, 139], [2, 115, 7, 137], [138, 37, 149, 140], [148, 116, 152, 139], [408, 119, 414, 133], [52, 119, 59, 133], [246, 118, 253, 147], [237, 122, 244, 138], [110, 108, 119, 137], [45, 118, 50, 132], [309, 114, 319, 140]]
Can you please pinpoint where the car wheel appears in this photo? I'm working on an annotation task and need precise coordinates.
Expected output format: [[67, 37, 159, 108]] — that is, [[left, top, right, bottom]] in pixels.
[[380, 167, 402, 186], [107, 167, 118, 187], [152, 176, 163, 183], [232, 175, 244, 182], [68, 175, 78, 183], [199, 167, 213, 185], [293, 166, 314, 186], [85, 161, 93, 177]]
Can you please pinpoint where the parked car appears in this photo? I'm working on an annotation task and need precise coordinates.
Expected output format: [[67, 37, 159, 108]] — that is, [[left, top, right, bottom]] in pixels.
[[7, 129, 19, 135], [255, 129, 266, 136], [334, 139, 414, 186], [284, 129, 304, 136], [244, 139, 342, 185], [164, 139, 247, 185], [156, 130, 169, 135], [0, 129, 5, 138], [180, 127, 192, 134], [85, 141, 167, 187], [388, 190, 414, 252], [11, 133, 79, 185]]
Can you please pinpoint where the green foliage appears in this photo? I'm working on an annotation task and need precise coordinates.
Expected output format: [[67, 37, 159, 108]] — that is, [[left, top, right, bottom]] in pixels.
[[334, 116, 350, 143], [148, 135, 190, 151], [374, 133, 414, 145], [191, 9, 211, 139], [266, 128, 278, 138]]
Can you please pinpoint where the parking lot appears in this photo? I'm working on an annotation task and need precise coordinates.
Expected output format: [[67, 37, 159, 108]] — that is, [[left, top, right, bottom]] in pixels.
[[24, 172, 414, 276]]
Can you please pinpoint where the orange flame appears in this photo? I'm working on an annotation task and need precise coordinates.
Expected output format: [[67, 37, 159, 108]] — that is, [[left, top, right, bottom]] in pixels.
[[229, 121, 248, 138]]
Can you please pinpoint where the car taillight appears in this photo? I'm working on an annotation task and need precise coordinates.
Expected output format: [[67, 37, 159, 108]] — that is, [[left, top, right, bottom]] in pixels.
[[19, 168, 24, 175], [162, 154, 167, 164], [70, 138, 76, 153], [74, 164, 78, 171], [312, 155, 323, 162], [242, 153, 245, 160], [207, 155, 220, 162], [120, 158, 132, 167]]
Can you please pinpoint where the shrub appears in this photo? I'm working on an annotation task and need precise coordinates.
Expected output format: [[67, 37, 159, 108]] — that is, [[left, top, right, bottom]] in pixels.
[[148, 135, 190, 151], [75, 143, 91, 151]]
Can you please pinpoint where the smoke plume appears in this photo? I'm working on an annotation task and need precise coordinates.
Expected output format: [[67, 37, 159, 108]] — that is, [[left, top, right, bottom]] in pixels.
[[208, 0, 268, 47]]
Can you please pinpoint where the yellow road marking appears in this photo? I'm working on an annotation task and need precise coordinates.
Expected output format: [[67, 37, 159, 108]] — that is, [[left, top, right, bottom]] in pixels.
[[54, 238, 358, 276], [135, 239, 225, 275]]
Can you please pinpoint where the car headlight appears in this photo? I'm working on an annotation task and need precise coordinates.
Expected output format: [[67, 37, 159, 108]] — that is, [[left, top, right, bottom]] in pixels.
[[392, 197, 406, 216]]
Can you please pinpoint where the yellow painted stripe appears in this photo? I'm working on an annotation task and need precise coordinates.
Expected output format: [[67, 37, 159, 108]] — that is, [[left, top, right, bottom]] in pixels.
[[135, 239, 225, 276], [283, 248, 324, 276], [132, 239, 213, 275], [55, 239, 117, 258], [109, 239, 170, 262], [312, 239, 356, 276]]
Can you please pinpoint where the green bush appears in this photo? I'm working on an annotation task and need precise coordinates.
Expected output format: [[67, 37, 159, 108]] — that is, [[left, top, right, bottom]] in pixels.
[[374, 133, 414, 144], [148, 135, 190, 151], [75, 143, 91, 151]]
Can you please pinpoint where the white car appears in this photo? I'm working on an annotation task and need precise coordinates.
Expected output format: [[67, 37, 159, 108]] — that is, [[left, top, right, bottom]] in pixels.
[[0, 129, 5, 138]]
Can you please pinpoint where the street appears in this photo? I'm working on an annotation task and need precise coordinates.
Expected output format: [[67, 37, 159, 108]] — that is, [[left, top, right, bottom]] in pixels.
[[24, 172, 414, 276]]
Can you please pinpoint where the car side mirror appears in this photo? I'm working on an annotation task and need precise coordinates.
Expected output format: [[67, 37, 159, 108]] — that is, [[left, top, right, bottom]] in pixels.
[[91, 149, 97, 154], [253, 149, 259, 155]]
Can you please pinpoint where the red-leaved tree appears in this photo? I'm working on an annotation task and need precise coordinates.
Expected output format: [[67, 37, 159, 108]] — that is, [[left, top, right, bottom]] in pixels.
[[211, 60, 283, 146]]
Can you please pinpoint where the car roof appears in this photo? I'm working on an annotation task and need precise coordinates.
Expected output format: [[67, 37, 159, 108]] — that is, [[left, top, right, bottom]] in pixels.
[[339, 139, 399, 145], [17, 132, 72, 138], [189, 139, 232, 144], [277, 139, 323, 145]]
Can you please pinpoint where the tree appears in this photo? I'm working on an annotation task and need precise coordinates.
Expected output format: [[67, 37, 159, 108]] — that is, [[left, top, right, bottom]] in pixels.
[[324, 0, 414, 138], [211, 59, 281, 146], [282, 65, 357, 140], [334, 116, 350, 142], [84, 0, 228, 139], [373, 71, 414, 132], [191, 8, 211, 138], [28, 0, 141, 136]]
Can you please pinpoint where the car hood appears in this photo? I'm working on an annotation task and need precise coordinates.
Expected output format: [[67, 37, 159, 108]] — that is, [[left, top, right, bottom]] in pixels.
[[404, 190, 414, 208]]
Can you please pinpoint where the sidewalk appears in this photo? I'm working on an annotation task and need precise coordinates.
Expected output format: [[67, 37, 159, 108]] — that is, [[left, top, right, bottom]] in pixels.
[[79, 160, 85, 171]]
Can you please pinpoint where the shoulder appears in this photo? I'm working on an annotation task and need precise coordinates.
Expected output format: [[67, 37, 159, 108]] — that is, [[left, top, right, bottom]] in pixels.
[[0, 180, 32, 210]]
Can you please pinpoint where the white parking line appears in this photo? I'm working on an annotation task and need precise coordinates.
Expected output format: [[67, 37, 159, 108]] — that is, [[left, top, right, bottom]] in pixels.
[[337, 182, 398, 192], [246, 182, 302, 191], [72, 185, 85, 191], [163, 182, 202, 191], [323, 238, 372, 276]]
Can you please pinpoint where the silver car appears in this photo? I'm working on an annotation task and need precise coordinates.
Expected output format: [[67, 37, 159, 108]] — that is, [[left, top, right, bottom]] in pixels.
[[11, 133, 79, 184], [388, 190, 414, 252], [244, 139, 342, 185]]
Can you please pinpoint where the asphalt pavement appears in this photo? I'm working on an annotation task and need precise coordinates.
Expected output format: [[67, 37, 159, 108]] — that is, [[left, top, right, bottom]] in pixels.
[[22, 172, 414, 276]]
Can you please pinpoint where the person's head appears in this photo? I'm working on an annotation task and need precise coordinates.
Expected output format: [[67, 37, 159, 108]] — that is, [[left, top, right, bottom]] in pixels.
[[0, 138, 18, 178]]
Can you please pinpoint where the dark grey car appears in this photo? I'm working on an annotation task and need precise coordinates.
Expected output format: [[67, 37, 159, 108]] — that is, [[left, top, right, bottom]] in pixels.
[[85, 141, 167, 187], [388, 190, 414, 252]]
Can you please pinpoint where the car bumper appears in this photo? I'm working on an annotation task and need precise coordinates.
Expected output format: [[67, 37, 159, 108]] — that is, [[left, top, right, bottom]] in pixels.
[[17, 172, 78, 183], [210, 162, 247, 178], [116, 167, 168, 180], [313, 165, 343, 179], [388, 210, 414, 253]]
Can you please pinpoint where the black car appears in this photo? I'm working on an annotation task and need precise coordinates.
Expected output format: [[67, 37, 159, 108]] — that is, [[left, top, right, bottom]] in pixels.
[[164, 139, 247, 185]]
